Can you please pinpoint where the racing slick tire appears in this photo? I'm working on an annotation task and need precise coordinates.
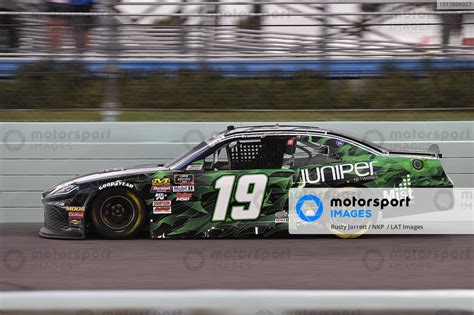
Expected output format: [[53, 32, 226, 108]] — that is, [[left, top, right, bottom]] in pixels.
[[327, 186, 376, 239], [90, 187, 146, 239]]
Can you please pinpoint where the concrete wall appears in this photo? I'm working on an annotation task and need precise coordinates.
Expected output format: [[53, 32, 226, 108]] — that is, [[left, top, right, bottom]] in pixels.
[[1, 121, 472, 223]]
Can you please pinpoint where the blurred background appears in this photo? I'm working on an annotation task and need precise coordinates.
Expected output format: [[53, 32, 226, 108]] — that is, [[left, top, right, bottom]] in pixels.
[[0, 0, 473, 121]]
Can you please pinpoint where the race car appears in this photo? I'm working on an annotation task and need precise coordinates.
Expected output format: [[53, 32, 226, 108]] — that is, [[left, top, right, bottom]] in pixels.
[[40, 125, 453, 239]]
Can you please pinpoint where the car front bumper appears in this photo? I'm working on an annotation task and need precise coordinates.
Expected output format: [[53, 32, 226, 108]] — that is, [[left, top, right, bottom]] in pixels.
[[39, 226, 85, 239], [39, 200, 85, 239]]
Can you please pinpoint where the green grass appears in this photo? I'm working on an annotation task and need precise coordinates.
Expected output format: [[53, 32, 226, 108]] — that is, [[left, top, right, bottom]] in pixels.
[[0, 111, 102, 121], [1, 110, 473, 122]]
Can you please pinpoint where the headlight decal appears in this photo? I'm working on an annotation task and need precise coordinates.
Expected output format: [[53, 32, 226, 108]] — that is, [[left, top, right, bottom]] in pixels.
[[50, 184, 79, 196]]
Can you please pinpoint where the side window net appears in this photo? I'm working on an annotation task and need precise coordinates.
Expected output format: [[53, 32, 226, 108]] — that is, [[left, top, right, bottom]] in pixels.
[[229, 139, 286, 170]]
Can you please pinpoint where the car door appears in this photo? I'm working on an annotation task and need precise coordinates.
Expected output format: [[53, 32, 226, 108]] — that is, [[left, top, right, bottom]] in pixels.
[[188, 135, 297, 238]]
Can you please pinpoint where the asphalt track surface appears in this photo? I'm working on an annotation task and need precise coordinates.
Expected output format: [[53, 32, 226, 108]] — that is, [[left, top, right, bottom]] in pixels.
[[1, 224, 473, 291]]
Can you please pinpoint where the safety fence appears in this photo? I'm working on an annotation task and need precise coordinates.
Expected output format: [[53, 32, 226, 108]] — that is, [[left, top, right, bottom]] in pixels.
[[1, 1, 473, 59], [1, 1, 474, 116]]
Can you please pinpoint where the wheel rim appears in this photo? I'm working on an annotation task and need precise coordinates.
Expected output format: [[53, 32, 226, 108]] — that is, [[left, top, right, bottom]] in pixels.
[[100, 196, 136, 230], [326, 187, 371, 238]]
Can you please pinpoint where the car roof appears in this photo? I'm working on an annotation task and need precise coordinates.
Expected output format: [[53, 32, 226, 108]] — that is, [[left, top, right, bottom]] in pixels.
[[215, 124, 387, 154], [224, 125, 329, 136]]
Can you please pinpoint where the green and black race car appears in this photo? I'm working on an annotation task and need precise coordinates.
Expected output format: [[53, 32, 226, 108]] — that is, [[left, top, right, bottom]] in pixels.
[[40, 125, 453, 239]]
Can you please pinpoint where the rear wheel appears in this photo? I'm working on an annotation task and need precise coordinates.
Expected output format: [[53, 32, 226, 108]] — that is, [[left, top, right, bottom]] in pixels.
[[91, 188, 146, 239], [327, 186, 375, 239]]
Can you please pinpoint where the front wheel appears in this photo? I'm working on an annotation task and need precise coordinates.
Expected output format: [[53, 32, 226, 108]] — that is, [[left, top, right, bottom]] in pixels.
[[90, 188, 146, 239]]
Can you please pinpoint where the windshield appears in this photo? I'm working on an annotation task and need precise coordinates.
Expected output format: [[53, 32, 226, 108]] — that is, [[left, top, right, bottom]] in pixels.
[[166, 141, 210, 170], [167, 130, 227, 169]]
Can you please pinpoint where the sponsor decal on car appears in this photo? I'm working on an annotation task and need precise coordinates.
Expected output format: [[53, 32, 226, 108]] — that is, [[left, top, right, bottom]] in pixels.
[[174, 174, 194, 186], [176, 193, 192, 201], [69, 219, 82, 226], [151, 177, 171, 186], [64, 206, 85, 212], [150, 185, 172, 193], [153, 200, 172, 207], [99, 181, 134, 191], [336, 140, 344, 147], [154, 193, 167, 200], [153, 206, 172, 214], [186, 164, 203, 171], [173, 185, 195, 192], [300, 161, 376, 185], [274, 210, 288, 223], [68, 211, 84, 218]]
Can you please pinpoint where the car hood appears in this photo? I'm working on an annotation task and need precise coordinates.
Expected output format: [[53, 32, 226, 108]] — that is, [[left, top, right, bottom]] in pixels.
[[44, 165, 169, 195], [73, 165, 169, 184]]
